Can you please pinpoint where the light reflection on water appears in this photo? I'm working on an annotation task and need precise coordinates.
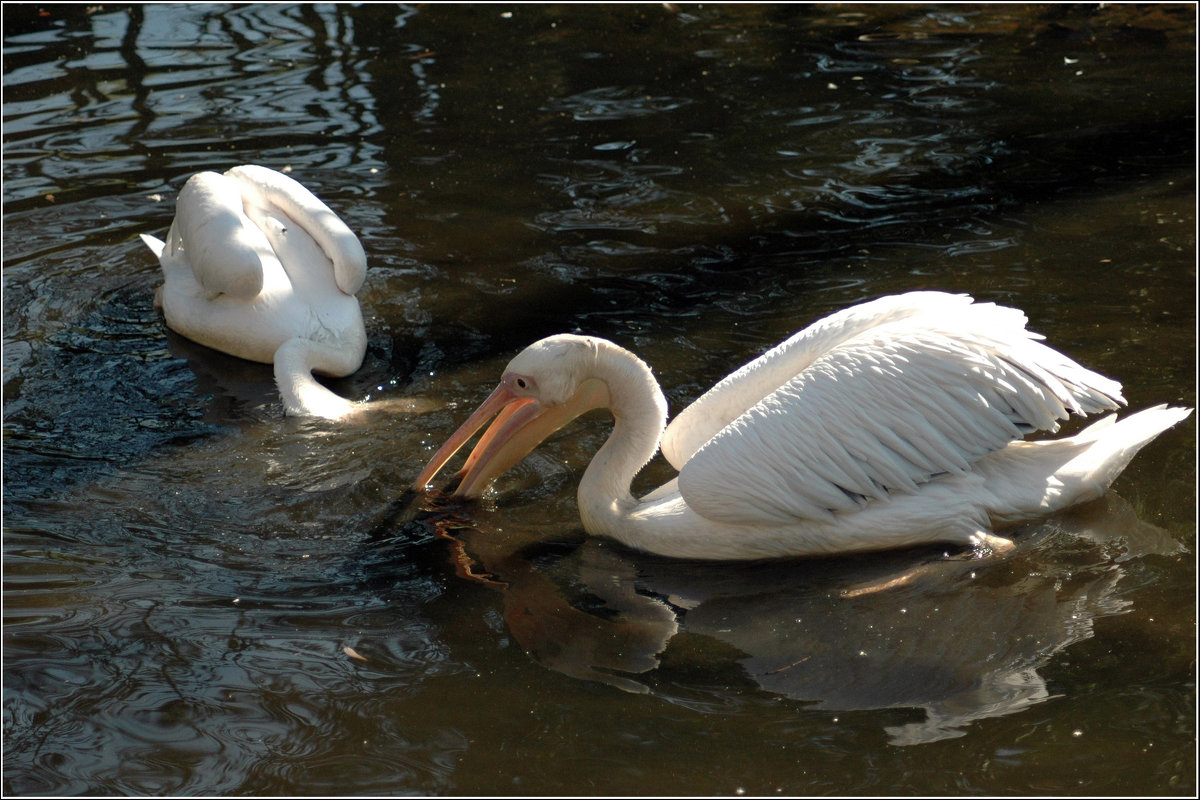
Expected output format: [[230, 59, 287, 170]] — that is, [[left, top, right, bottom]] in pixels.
[[3, 3, 1195, 796]]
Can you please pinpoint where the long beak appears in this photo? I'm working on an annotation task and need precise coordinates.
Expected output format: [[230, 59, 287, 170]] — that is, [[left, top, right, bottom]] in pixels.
[[413, 378, 609, 498]]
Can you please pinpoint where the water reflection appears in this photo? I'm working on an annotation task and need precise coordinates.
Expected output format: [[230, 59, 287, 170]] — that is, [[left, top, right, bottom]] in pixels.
[[425, 492, 1183, 745]]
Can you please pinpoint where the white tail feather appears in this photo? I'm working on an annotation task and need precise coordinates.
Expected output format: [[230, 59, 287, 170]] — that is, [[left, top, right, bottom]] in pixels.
[[140, 233, 166, 260], [1061, 404, 1192, 494], [980, 404, 1192, 526]]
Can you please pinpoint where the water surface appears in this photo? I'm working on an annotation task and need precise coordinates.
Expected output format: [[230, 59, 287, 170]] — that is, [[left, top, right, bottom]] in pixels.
[[3, 4, 1195, 795]]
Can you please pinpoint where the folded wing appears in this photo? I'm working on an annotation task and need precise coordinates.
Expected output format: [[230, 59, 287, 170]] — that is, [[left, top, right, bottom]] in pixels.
[[674, 293, 1125, 525], [227, 165, 366, 296]]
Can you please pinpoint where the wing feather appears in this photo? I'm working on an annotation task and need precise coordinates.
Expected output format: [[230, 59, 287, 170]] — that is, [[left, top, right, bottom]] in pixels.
[[675, 293, 1125, 526], [173, 171, 267, 300], [227, 165, 367, 296], [662, 292, 977, 468]]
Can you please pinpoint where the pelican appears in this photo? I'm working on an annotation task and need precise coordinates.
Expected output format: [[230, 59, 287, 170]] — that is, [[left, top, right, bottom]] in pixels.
[[414, 292, 1191, 560], [141, 165, 367, 419]]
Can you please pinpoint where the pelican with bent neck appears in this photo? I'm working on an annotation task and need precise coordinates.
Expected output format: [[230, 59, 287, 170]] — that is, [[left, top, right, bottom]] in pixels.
[[414, 293, 1191, 561], [141, 164, 368, 419]]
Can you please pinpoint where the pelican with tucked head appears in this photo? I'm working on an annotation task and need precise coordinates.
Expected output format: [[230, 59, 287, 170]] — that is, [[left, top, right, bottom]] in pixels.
[[415, 292, 1190, 560], [141, 165, 367, 419]]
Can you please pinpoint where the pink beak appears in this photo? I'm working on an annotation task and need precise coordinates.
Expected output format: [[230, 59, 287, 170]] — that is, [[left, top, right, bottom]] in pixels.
[[414, 376, 609, 498]]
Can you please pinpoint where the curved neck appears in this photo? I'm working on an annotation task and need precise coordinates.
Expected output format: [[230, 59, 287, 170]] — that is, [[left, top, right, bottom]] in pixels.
[[273, 338, 362, 420], [575, 342, 668, 536]]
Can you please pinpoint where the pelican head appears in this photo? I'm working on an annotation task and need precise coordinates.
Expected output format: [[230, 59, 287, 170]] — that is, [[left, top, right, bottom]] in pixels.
[[414, 335, 617, 497]]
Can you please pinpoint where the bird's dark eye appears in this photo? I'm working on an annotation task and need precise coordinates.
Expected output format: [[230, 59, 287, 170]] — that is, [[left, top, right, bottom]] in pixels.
[[516, 378, 528, 389]]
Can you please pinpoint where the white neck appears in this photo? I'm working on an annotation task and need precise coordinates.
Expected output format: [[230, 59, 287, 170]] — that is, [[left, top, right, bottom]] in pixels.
[[575, 342, 668, 537], [273, 338, 362, 420]]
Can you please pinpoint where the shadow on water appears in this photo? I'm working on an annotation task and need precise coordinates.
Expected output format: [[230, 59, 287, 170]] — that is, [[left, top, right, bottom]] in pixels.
[[342, 2, 1197, 369], [367, 490, 1184, 747]]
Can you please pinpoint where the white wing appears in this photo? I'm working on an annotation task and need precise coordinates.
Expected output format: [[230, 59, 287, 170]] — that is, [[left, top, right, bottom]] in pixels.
[[674, 293, 1125, 525], [227, 165, 366, 296], [663, 292, 983, 468], [170, 170, 270, 299]]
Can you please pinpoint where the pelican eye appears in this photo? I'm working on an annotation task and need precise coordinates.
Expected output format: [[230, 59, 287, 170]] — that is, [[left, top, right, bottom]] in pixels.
[[515, 378, 528, 389]]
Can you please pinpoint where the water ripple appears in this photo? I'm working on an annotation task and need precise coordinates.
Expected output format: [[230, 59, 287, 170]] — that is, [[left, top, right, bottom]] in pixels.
[[545, 85, 695, 122]]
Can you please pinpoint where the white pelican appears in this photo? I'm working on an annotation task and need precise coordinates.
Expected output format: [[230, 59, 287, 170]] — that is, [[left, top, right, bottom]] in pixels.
[[414, 292, 1191, 560], [141, 165, 367, 419]]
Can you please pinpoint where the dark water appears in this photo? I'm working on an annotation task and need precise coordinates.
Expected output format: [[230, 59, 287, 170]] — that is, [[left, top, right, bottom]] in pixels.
[[3, 3, 1195, 795]]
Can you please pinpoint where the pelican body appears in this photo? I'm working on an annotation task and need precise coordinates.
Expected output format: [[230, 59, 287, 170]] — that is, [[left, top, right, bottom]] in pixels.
[[141, 165, 367, 419], [415, 292, 1190, 560]]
